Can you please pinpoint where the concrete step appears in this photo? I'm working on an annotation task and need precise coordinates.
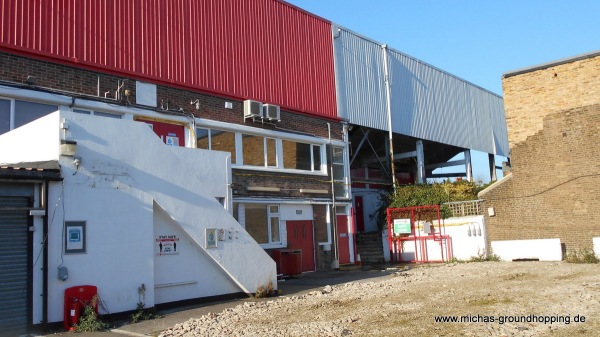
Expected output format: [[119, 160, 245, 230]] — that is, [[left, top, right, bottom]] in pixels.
[[356, 231, 384, 264]]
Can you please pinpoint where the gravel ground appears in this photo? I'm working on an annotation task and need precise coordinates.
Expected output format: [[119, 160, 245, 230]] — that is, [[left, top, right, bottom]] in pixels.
[[158, 262, 599, 337]]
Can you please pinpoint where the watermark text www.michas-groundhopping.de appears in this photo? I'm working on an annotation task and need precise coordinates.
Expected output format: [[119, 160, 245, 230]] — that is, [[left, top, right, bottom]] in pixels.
[[434, 314, 587, 325]]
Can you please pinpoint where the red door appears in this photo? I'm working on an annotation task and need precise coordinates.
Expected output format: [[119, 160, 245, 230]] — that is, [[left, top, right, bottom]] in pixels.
[[137, 118, 185, 146], [354, 196, 365, 232], [286, 220, 315, 272], [336, 215, 351, 264]]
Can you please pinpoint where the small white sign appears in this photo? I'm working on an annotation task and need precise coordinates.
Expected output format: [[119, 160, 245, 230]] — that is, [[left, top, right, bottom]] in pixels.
[[156, 235, 180, 256]]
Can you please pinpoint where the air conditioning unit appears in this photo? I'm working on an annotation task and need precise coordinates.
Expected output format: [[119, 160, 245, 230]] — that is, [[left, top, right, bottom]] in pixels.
[[263, 104, 281, 122], [244, 100, 263, 119]]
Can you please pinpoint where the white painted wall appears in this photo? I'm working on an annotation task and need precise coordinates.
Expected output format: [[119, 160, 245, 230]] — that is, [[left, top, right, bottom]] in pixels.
[[491, 239, 563, 261], [0, 110, 276, 324], [382, 215, 488, 262], [153, 202, 240, 304], [0, 112, 60, 163], [46, 179, 156, 322], [442, 216, 488, 260], [280, 204, 313, 221]]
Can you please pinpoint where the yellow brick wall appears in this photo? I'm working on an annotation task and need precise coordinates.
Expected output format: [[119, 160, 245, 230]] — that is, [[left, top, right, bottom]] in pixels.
[[503, 54, 600, 148], [481, 53, 600, 255]]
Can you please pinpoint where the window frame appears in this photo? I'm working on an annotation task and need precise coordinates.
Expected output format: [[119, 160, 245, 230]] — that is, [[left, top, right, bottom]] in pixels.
[[234, 203, 284, 248], [0, 97, 60, 134], [73, 108, 122, 119], [196, 127, 326, 175], [331, 146, 349, 198]]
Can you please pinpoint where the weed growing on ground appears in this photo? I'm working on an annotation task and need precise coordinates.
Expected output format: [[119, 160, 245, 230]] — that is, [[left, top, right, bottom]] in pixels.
[[75, 295, 109, 332], [131, 283, 158, 323], [253, 277, 278, 299], [468, 250, 501, 262], [447, 250, 501, 263], [565, 248, 599, 264]]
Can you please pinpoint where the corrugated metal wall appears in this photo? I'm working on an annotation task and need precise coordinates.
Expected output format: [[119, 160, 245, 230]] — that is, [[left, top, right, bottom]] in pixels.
[[0, 0, 338, 119], [332, 28, 388, 130], [333, 26, 509, 156]]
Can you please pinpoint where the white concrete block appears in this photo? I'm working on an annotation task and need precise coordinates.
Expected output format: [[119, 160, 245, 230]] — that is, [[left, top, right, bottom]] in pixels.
[[491, 238, 562, 261]]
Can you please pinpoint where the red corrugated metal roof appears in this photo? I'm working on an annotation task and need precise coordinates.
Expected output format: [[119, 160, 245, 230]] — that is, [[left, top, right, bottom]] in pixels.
[[0, 0, 338, 119]]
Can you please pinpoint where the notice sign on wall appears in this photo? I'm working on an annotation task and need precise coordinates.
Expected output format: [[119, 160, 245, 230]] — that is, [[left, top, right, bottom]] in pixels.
[[393, 219, 412, 235], [156, 235, 180, 256]]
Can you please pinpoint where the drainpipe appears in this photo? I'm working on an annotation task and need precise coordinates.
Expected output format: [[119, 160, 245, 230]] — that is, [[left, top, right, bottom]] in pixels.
[[382, 44, 396, 190], [42, 180, 49, 328], [328, 123, 339, 269]]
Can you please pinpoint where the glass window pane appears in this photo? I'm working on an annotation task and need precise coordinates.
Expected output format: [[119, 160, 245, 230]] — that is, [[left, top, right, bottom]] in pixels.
[[0, 99, 10, 135], [312, 145, 321, 171], [283, 140, 311, 171], [14, 100, 57, 128], [269, 205, 279, 214], [270, 217, 280, 242], [73, 109, 92, 115], [233, 203, 239, 221], [335, 206, 347, 214], [333, 163, 345, 180], [334, 183, 347, 198], [266, 138, 276, 167], [332, 147, 344, 163], [245, 204, 268, 244], [242, 134, 264, 166], [196, 128, 210, 149], [211, 130, 236, 164], [94, 111, 122, 119]]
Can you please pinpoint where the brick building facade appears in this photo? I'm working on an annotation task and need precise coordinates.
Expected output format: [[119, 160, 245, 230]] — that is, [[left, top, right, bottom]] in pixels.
[[480, 51, 600, 254], [0, 50, 349, 272]]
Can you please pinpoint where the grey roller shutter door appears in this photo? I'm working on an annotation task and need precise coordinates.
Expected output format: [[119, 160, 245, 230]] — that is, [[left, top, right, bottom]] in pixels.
[[0, 196, 31, 336]]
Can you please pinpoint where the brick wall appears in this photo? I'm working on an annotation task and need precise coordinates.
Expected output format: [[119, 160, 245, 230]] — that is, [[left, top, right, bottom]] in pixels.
[[502, 53, 600, 148], [482, 54, 600, 254], [481, 104, 600, 252]]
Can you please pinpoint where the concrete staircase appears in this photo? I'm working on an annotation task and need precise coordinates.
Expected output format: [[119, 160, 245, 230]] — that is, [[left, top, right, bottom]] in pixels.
[[356, 231, 384, 264]]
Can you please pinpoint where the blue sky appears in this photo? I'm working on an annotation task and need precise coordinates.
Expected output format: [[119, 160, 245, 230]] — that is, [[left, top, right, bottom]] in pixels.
[[286, 0, 600, 182]]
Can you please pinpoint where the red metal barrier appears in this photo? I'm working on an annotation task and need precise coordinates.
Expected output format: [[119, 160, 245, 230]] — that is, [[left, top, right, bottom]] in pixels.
[[387, 205, 453, 263], [63, 285, 98, 331]]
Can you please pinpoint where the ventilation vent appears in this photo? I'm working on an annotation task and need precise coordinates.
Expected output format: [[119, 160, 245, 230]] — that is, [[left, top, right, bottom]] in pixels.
[[263, 104, 281, 122], [244, 100, 263, 119]]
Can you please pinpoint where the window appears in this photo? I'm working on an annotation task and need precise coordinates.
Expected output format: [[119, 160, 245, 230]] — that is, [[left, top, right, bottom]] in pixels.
[[244, 204, 268, 243], [0, 99, 10, 134], [240, 134, 278, 167], [242, 134, 264, 166], [196, 128, 210, 149], [94, 111, 121, 119], [73, 109, 91, 115], [14, 100, 58, 128], [195, 128, 237, 163], [269, 205, 280, 242], [235, 203, 281, 245], [282, 140, 322, 172], [73, 109, 122, 119], [266, 138, 277, 167], [197, 127, 324, 172], [330, 146, 348, 198], [0, 98, 58, 135]]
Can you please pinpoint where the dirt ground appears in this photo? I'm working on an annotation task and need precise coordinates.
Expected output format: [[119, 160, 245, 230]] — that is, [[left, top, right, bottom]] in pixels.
[[158, 261, 599, 337]]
